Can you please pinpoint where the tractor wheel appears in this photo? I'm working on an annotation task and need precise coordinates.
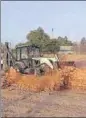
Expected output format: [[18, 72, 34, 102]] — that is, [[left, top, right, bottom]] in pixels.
[[14, 62, 26, 73], [37, 66, 45, 76], [34, 67, 45, 76]]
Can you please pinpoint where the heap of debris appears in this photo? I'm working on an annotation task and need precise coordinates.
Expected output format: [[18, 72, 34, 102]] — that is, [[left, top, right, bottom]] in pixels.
[[4, 67, 60, 92], [60, 66, 86, 90], [2, 66, 86, 92]]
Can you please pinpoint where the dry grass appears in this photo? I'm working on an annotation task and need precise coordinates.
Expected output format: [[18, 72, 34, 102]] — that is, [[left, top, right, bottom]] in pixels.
[[59, 54, 86, 61]]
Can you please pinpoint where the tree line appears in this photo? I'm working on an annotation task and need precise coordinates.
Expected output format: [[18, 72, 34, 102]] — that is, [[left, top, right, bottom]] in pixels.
[[1, 27, 86, 54], [15, 27, 73, 53]]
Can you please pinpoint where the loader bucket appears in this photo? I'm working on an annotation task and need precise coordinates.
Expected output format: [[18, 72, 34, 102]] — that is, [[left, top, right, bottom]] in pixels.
[[58, 61, 75, 68], [59, 60, 86, 69]]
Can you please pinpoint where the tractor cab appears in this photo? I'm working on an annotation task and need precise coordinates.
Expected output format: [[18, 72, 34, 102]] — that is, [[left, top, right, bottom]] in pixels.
[[16, 45, 41, 61], [14, 45, 42, 74]]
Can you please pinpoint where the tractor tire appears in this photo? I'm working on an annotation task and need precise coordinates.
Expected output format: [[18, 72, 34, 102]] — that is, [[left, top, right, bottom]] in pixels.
[[14, 62, 26, 73]]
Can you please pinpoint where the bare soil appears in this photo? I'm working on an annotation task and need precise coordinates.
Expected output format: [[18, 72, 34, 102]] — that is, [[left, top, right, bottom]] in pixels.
[[1, 86, 86, 117], [1, 54, 86, 117]]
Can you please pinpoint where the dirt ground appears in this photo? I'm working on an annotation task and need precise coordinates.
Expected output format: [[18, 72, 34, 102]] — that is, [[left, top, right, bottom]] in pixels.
[[1, 54, 86, 117], [59, 54, 86, 61], [1, 86, 86, 117]]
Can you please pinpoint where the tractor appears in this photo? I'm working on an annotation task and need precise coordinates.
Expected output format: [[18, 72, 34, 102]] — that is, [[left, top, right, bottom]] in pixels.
[[4, 42, 78, 89], [5, 42, 58, 76]]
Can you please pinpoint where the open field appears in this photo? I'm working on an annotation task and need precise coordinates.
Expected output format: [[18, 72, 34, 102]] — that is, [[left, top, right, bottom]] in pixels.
[[1, 54, 86, 117], [59, 54, 86, 61], [43, 53, 86, 61], [1, 1, 86, 117], [1, 87, 86, 117]]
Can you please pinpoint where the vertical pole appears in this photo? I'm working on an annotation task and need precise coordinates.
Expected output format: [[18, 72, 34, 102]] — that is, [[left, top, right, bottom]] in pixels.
[[4, 42, 11, 70], [52, 28, 54, 39], [3, 43, 8, 70]]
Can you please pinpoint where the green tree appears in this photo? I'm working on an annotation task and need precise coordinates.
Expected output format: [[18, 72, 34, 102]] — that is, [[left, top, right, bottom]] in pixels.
[[57, 36, 72, 46], [15, 27, 73, 53], [26, 27, 50, 50], [44, 39, 60, 53]]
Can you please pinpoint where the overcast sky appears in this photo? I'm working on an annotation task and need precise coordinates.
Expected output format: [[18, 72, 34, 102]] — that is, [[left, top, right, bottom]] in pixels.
[[1, 1, 86, 47]]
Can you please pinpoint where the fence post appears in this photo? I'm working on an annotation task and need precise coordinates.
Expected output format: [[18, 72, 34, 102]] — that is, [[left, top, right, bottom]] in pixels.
[[3, 42, 11, 71]]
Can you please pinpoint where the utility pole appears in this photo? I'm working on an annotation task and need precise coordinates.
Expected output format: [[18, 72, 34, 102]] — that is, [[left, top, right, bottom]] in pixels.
[[52, 28, 54, 39]]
